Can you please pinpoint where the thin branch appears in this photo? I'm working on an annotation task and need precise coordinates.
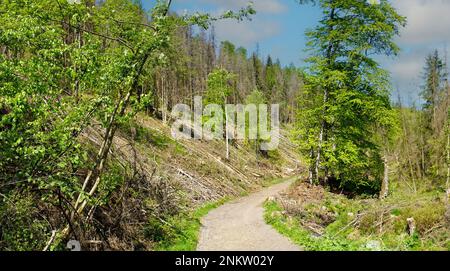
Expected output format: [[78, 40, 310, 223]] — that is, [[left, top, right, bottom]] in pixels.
[[166, 0, 173, 16], [111, 18, 157, 31], [42, 230, 57, 251]]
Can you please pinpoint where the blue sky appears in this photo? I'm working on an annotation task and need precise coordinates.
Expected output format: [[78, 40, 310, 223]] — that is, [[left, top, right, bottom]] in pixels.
[[144, 0, 322, 66], [143, 0, 450, 106]]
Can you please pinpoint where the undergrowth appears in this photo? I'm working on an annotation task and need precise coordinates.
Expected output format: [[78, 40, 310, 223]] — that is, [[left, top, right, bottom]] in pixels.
[[151, 197, 230, 251], [264, 181, 449, 251], [264, 200, 367, 251]]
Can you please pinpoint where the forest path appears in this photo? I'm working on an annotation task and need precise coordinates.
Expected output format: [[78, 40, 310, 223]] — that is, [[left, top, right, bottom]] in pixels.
[[197, 179, 302, 251]]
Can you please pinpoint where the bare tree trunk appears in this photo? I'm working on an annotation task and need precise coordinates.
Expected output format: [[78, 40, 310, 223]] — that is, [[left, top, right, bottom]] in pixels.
[[162, 74, 167, 124], [400, 105, 418, 193], [315, 119, 325, 181], [446, 124, 450, 203], [225, 97, 230, 160], [380, 155, 389, 199], [314, 7, 335, 183], [72, 50, 151, 220], [308, 148, 314, 184], [73, 89, 133, 217], [74, 29, 81, 103]]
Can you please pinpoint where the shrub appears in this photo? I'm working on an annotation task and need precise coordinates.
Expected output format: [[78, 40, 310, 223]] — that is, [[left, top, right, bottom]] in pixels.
[[0, 193, 50, 251]]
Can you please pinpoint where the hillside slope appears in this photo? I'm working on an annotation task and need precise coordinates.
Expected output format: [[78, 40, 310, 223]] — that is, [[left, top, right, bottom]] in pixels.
[[74, 114, 302, 250]]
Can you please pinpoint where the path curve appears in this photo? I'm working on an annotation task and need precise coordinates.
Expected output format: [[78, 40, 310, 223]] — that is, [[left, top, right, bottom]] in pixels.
[[197, 180, 302, 251]]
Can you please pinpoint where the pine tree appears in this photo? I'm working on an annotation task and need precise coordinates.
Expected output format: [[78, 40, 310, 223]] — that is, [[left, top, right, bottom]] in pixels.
[[421, 50, 448, 132]]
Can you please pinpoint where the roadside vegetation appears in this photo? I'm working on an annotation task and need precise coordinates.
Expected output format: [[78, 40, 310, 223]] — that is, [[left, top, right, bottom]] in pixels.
[[1, 0, 448, 251], [264, 0, 449, 252], [265, 179, 449, 251], [153, 197, 230, 251]]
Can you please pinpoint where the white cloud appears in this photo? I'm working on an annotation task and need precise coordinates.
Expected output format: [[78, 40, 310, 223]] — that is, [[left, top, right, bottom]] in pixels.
[[385, 51, 423, 103], [175, 0, 286, 49], [385, 0, 450, 104], [394, 0, 450, 45], [213, 17, 281, 47], [390, 57, 422, 83], [192, 0, 287, 14]]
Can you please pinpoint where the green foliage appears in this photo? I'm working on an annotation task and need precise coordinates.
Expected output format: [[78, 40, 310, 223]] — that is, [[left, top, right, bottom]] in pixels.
[[0, 193, 50, 251], [266, 181, 449, 251], [96, 163, 127, 206], [204, 68, 236, 105], [0, 0, 254, 250], [245, 89, 267, 105], [153, 198, 230, 251], [295, 0, 406, 191], [264, 200, 365, 251], [118, 120, 174, 149], [421, 50, 447, 116], [243, 89, 268, 151]]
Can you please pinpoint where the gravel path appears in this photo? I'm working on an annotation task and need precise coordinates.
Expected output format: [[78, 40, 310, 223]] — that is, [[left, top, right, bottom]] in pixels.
[[197, 180, 302, 251]]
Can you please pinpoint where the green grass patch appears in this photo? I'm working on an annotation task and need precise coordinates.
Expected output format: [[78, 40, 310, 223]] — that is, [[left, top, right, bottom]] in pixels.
[[153, 197, 230, 251], [118, 120, 182, 150], [262, 176, 296, 188], [264, 186, 449, 251]]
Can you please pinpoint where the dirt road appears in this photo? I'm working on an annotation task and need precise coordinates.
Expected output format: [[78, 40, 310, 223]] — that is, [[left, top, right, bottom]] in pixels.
[[197, 180, 302, 251]]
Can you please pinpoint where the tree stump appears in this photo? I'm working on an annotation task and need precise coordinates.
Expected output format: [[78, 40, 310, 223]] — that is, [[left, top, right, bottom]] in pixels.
[[406, 217, 416, 236]]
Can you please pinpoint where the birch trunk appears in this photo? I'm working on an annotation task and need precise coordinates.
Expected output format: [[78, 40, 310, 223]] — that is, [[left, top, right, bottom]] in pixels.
[[380, 155, 389, 199]]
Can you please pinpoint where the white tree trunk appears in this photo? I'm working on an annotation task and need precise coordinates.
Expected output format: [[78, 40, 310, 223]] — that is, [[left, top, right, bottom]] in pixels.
[[225, 97, 229, 160], [380, 155, 389, 199], [446, 130, 450, 203]]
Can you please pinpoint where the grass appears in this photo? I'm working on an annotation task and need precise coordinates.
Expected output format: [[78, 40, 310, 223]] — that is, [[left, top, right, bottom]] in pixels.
[[154, 197, 230, 251], [264, 182, 449, 251], [118, 119, 185, 152], [263, 175, 301, 188], [264, 200, 366, 251], [261, 176, 295, 188]]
